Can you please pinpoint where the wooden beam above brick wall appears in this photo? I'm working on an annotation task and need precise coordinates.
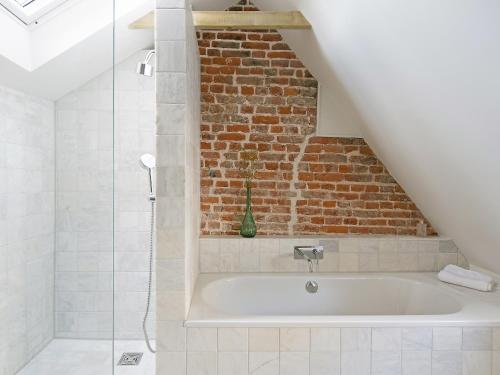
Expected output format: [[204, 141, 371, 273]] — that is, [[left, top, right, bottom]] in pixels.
[[129, 11, 311, 30]]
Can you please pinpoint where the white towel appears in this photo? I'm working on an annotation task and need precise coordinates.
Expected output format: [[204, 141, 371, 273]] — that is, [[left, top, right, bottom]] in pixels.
[[438, 264, 496, 292]]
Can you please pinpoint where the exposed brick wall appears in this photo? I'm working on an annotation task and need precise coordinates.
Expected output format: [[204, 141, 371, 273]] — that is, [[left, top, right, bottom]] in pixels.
[[198, 2, 436, 236]]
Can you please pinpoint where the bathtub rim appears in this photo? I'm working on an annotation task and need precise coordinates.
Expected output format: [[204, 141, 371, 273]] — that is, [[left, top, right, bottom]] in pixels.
[[185, 272, 500, 328]]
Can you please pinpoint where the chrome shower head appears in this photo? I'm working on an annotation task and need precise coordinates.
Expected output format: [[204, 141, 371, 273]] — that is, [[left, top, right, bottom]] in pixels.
[[137, 50, 156, 77], [140, 153, 156, 170], [140, 153, 156, 197]]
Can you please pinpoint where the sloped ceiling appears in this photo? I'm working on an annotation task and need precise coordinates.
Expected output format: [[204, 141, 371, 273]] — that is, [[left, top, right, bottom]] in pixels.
[[0, 0, 153, 100], [241, 0, 500, 273]]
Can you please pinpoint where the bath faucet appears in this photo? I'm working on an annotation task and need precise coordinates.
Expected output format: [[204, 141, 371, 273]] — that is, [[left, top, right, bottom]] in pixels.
[[294, 245, 323, 293]]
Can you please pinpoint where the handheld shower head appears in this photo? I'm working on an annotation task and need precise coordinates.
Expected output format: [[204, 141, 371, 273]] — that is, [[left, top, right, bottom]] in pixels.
[[137, 50, 156, 77], [140, 154, 156, 197], [140, 153, 156, 170]]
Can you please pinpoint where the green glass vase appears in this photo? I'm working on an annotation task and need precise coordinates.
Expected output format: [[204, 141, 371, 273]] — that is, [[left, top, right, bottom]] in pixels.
[[240, 183, 257, 238]]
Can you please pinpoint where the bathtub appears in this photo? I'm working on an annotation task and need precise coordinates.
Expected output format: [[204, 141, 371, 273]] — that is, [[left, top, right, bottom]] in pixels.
[[186, 273, 500, 327]]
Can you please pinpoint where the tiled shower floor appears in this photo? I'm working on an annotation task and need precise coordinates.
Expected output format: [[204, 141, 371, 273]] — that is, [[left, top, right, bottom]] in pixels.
[[17, 339, 155, 375]]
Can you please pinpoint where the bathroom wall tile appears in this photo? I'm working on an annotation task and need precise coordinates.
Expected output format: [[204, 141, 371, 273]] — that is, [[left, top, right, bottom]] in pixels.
[[200, 238, 220, 272], [418, 240, 439, 253], [249, 352, 279, 375], [155, 9, 186, 41], [218, 352, 248, 375], [462, 351, 492, 375], [310, 351, 340, 375], [431, 351, 462, 375], [433, 328, 462, 350], [418, 253, 437, 272], [279, 352, 309, 375], [157, 41, 187, 72], [379, 239, 398, 253], [494, 328, 500, 350], [493, 351, 500, 375], [359, 238, 379, 253], [402, 351, 431, 375], [218, 328, 248, 352], [399, 253, 419, 271], [157, 72, 187, 104], [318, 251, 339, 272], [187, 352, 217, 375], [439, 240, 458, 253], [338, 253, 359, 272], [402, 327, 432, 351], [379, 253, 399, 272], [249, 328, 279, 352], [157, 104, 186, 135], [239, 239, 260, 272], [462, 327, 492, 350], [258, 238, 280, 272], [157, 352, 186, 375], [372, 328, 402, 351], [280, 328, 310, 352], [219, 238, 240, 272], [398, 240, 418, 253], [157, 321, 186, 352], [339, 238, 359, 253], [341, 328, 371, 351], [341, 351, 371, 375], [359, 253, 378, 271], [371, 351, 401, 375], [311, 328, 340, 352], [318, 239, 338, 253], [187, 328, 217, 352]]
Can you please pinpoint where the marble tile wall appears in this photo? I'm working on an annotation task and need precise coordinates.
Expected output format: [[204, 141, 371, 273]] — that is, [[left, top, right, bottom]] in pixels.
[[199, 236, 468, 273], [0, 84, 55, 374], [181, 326, 500, 375], [155, 0, 200, 373], [55, 51, 156, 339]]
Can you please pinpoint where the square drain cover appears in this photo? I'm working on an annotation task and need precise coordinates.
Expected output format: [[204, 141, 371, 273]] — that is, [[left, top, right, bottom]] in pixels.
[[117, 352, 143, 366]]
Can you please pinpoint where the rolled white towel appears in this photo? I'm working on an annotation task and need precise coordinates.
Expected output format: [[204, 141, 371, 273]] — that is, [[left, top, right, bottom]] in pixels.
[[438, 265, 496, 292]]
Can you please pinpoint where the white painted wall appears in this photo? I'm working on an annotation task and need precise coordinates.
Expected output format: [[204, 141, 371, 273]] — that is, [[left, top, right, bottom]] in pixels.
[[0, 84, 55, 374], [250, 0, 500, 273]]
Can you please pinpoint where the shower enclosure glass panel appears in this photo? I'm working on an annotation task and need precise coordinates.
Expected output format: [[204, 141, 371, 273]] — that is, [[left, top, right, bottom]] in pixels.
[[112, 9, 156, 372]]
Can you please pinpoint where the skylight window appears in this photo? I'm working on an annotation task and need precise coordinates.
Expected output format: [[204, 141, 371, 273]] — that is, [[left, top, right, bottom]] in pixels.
[[0, 0, 73, 25]]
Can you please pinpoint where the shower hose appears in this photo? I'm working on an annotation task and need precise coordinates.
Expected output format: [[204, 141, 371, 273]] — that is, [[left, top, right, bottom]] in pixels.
[[143, 199, 156, 353]]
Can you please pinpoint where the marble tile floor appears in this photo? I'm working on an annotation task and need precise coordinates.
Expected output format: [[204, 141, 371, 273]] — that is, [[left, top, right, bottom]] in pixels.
[[17, 339, 155, 375]]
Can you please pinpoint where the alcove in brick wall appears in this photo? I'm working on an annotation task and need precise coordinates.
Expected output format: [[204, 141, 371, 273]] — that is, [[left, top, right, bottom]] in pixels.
[[198, 1, 435, 236]]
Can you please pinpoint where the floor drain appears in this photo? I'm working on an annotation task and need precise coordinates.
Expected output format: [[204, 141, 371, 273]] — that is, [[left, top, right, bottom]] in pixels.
[[117, 352, 143, 366]]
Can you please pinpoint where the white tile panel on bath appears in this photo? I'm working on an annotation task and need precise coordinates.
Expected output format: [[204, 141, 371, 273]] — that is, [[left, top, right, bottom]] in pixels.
[[462, 351, 492, 375], [310, 352, 340, 375], [372, 328, 402, 351], [249, 352, 279, 375], [341, 328, 371, 351], [279, 352, 309, 375], [249, 328, 279, 352], [187, 328, 217, 352], [402, 327, 432, 351], [218, 352, 248, 375], [462, 327, 492, 350], [341, 351, 371, 375], [402, 351, 431, 375], [371, 351, 401, 375], [431, 351, 462, 375], [433, 327, 462, 351], [279, 328, 310, 352], [218, 328, 248, 352], [310, 328, 340, 352]]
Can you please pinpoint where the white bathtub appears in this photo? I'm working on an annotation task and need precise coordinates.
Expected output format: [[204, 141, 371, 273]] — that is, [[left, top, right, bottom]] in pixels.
[[186, 273, 500, 327]]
